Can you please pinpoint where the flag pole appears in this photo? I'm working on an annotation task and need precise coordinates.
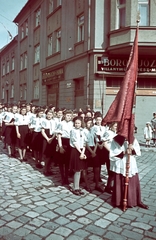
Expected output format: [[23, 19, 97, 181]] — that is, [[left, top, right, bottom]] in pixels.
[[123, 16, 140, 212]]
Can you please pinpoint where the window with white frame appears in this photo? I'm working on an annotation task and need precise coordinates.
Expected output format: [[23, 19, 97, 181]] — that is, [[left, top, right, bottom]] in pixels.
[[2, 63, 5, 75], [34, 45, 40, 63], [20, 55, 23, 70], [21, 25, 24, 39], [117, 0, 126, 28], [24, 52, 27, 68], [11, 57, 15, 71], [56, 30, 61, 52], [77, 15, 84, 42], [57, 0, 62, 7], [20, 86, 23, 99], [138, 0, 149, 26], [2, 87, 4, 99], [49, 0, 54, 13], [11, 84, 14, 98], [34, 80, 39, 99], [6, 60, 9, 73], [48, 35, 53, 56], [26, 20, 28, 35], [35, 8, 41, 27]]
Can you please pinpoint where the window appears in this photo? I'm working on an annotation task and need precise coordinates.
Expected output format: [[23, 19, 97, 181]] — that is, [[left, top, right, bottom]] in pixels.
[[137, 78, 156, 88], [26, 20, 28, 35], [6, 60, 9, 73], [34, 45, 40, 63], [20, 86, 23, 99], [106, 78, 122, 87], [34, 81, 39, 99], [48, 35, 53, 56], [11, 57, 15, 71], [35, 8, 41, 27], [2, 63, 5, 76], [56, 30, 61, 52], [21, 25, 24, 39], [49, 0, 54, 13], [2, 88, 4, 99], [57, 0, 62, 7], [75, 78, 84, 96], [138, 0, 149, 26], [24, 52, 27, 68], [77, 15, 84, 42], [24, 84, 27, 100], [20, 55, 23, 70], [11, 84, 14, 98], [117, 0, 126, 28]]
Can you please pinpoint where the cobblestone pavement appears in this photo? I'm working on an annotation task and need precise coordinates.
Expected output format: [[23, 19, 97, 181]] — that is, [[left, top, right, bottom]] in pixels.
[[0, 139, 156, 240]]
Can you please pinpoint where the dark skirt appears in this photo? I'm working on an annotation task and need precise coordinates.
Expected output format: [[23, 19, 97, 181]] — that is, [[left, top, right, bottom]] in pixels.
[[31, 131, 43, 152], [42, 129, 57, 158], [112, 173, 142, 208], [69, 147, 87, 172], [86, 146, 101, 168], [96, 145, 107, 165], [57, 138, 71, 165], [4, 125, 17, 145], [16, 125, 29, 149]]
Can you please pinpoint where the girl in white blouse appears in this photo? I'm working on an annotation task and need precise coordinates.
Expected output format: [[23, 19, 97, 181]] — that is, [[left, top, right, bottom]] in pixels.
[[69, 116, 87, 196]]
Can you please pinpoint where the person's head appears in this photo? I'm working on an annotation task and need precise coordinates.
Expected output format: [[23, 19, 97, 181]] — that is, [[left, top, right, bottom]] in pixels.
[[109, 122, 118, 132], [45, 109, 53, 120], [35, 107, 44, 118], [56, 108, 63, 118], [85, 117, 93, 129], [12, 105, 18, 114], [94, 113, 103, 126], [146, 122, 151, 127], [20, 107, 27, 115], [78, 111, 85, 119], [73, 116, 83, 129], [63, 110, 73, 122], [85, 111, 93, 118], [26, 104, 31, 112]]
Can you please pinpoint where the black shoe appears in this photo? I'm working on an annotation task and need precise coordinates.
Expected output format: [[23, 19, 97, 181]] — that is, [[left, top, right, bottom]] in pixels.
[[138, 202, 149, 209], [95, 185, 105, 193], [78, 189, 85, 195], [104, 187, 113, 194], [85, 187, 92, 193], [23, 158, 27, 162]]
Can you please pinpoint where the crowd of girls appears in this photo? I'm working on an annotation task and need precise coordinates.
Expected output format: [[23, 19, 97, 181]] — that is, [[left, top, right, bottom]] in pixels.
[[0, 103, 117, 195], [0, 103, 148, 209]]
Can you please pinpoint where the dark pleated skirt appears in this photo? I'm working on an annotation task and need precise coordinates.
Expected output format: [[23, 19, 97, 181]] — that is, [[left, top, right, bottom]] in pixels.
[[42, 129, 57, 158], [16, 125, 29, 149], [56, 138, 71, 165], [31, 131, 43, 152], [96, 145, 107, 165], [69, 147, 87, 172], [112, 173, 142, 208], [5, 126, 17, 145], [86, 146, 101, 168]]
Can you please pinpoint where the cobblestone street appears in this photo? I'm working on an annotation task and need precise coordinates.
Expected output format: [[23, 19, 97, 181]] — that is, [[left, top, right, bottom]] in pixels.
[[0, 139, 156, 240]]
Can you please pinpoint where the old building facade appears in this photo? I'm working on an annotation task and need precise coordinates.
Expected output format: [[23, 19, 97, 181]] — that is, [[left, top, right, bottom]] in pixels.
[[0, 0, 156, 133]]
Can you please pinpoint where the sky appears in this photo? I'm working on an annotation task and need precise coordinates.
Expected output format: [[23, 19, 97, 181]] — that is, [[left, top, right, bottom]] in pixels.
[[0, 0, 28, 49]]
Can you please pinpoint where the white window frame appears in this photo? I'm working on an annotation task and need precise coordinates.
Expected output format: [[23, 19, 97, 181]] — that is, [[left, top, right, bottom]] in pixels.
[[48, 35, 53, 56], [138, 0, 149, 26], [11, 84, 14, 98], [34, 45, 40, 63], [49, 0, 54, 13], [21, 25, 24, 39], [35, 8, 41, 27], [34, 80, 39, 99], [20, 55, 23, 70], [56, 30, 61, 52], [117, 0, 126, 29], [6, 60, 9, 73], [77, 15, 84, 42], [2, 63, 5, 76], [11, 57, 15, 71], [24, 52, 27, 68]]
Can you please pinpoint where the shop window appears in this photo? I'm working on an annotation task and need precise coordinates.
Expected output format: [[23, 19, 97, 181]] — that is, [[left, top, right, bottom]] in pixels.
[[117, 0, 126, 28], [74, 78, 84, 96], [138, 0, 149, 26], [106, 77, 122, 87], [137, 79, 156, 88], [77, 15, 84, 42]]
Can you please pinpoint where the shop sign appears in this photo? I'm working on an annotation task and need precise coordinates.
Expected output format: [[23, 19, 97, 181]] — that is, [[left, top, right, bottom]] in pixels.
[[95, 55, 156, 74], [42, 67, 64, 85]]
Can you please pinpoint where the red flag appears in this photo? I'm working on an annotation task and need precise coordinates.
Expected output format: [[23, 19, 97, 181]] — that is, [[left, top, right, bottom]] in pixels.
[[102, 27, 138, 143]]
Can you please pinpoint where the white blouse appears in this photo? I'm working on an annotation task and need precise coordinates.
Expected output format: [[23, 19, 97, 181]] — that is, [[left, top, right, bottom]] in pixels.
[[14, 113, 31, 126], [83, 127, 95, 147], [70, 127, 86, 149], [42, 118, 57, 135], [92, 125, 107, 143], [56, 120, 73, 138]]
